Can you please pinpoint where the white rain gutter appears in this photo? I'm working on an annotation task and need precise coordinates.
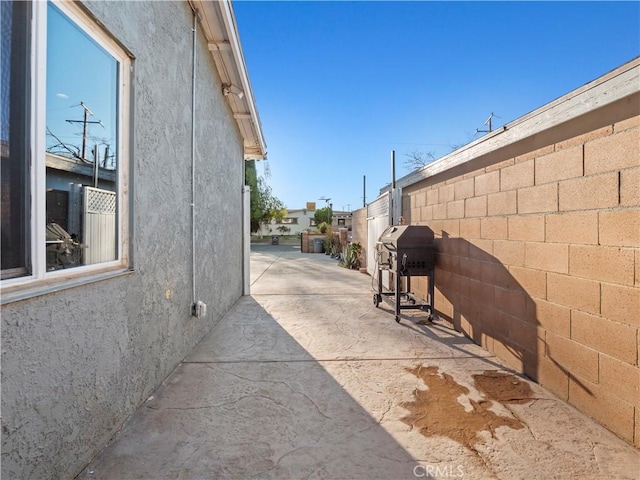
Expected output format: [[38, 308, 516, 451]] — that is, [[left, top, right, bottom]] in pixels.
[[192, 0, 267, 160]]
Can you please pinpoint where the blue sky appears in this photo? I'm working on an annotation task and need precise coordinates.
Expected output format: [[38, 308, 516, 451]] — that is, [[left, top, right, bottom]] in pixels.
[[47, 3, 117, 166], [233, 1, 639, 212]]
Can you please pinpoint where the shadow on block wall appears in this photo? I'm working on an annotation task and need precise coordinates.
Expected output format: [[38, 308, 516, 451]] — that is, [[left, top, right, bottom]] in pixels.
[[413, 232, 592, 401]]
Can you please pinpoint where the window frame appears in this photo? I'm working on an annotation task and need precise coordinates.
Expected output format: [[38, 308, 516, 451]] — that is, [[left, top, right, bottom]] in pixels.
[[1, 0, 132, 302]]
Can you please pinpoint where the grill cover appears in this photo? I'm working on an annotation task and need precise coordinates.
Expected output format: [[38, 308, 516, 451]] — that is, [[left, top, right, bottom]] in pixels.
[[377, 225, 435, 275]]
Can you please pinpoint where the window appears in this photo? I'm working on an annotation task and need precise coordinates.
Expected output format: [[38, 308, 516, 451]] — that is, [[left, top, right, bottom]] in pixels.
[[309, 219, 317, 227], [1, 0, 31, 279], [337, 218, 346, 226], [1, 1, 130, 293], [280, 217, 297, 225]]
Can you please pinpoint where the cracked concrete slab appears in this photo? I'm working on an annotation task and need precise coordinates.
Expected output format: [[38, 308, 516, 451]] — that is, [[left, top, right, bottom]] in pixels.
[[79, 245, 640, 479]]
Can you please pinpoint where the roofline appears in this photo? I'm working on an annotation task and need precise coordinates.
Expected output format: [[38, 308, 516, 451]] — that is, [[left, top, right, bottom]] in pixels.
[[393, 56, 640, 191], [191, 0, 267, 160]]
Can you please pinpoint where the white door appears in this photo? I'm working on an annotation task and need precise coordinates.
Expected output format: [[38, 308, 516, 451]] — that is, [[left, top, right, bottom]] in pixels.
[[366, 192, 391, 287]]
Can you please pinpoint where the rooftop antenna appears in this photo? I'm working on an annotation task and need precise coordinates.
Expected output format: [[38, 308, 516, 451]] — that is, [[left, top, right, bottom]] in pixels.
[[362, 175, 366, 207], [65, 102, 104, 161], [475, 112, 501, 134]]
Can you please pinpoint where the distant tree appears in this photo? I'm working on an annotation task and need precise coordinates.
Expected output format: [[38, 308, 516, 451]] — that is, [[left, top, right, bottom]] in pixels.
[[449, 130, 478, 152], [404, 150, 436, 171], [245, 160, 286, 234], [314, 206, 332, 227]]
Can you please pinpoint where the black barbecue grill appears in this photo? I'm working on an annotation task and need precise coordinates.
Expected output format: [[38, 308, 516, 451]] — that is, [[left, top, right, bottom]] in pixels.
[[373, 225, 436, 323]]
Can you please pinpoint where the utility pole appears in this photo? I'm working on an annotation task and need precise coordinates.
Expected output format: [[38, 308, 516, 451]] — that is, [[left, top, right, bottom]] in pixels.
[[391, 150, 396, 226], [363, 175, 366, 207], [66, 102, 103, 161]]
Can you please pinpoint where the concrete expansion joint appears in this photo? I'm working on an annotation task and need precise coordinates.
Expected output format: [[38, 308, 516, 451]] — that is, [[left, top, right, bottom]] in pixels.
[[183, 355, 498, 365]]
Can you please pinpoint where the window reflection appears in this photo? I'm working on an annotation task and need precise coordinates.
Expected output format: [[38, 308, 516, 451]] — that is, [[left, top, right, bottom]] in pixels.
[[0, 0, 31, 279], [45, 2, 119, 270]]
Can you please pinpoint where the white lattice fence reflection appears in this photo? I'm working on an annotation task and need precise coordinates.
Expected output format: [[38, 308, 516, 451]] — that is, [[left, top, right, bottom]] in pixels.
[[83, 187, 116, 265]]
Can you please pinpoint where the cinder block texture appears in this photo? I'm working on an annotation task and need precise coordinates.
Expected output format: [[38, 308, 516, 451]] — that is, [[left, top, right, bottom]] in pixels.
[[571, 311, 637, 365], [518, 183, 558, 214], [546, 211, 598, 245], [410, 115, 639, 446], [488, 190, 517, 216], [465, 195, 487, 217], [454, 177, 475, 200], [535, 355, 569, 400], [475, 171, 500, 195], [525, 242, 569, 274], [481, 217, 508, 240], [599, 209, 640, 247], [508, 215, 545, 242], [569, 245, 635, 285], [447, 199, 465, 219], [547, 273, 600, 314], [534, 299, 571, 337], [546, 332, 599, 384], [535, 146, 583, 185], [570, 376, 636, 444], [585, 128, 640, 175], [501, 160, 534, 191], [599, 354, 640, 406], [620, 167, 639, 207], [493, 240, 525, 267], [601, 283, 640, 327], [556, 125, 612, 151], [559, 172, 619, 211]]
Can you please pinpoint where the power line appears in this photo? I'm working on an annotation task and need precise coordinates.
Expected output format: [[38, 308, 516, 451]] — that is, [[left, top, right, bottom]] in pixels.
[[65, 102, 104, 161]]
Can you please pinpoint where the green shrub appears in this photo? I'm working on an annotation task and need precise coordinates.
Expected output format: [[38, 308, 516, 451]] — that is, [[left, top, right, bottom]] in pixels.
[[324, 231, 341, 256], [339, 242, 362, 269]]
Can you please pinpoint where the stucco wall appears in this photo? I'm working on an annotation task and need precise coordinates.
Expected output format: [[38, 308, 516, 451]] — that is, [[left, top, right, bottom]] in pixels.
[[1, 1, 246, 477], [401, 94, 639, 446]]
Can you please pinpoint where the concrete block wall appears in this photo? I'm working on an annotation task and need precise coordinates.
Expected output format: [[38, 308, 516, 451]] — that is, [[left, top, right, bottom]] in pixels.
[[402, 109, 640, 446], [301, 233, 326, 253]]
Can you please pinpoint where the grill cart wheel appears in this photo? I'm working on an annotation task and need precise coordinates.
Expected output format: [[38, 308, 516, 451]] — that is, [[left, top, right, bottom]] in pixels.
[[373, 294, 381, 307]]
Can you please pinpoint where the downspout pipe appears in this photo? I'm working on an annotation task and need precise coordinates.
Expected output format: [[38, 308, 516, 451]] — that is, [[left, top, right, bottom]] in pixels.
[[190, 8, 205, 317], [391, 150, 396, 226]]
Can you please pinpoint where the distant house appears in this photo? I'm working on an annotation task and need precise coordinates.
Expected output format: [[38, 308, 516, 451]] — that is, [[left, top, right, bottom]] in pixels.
[[267, 205, 353, 236], [1, 1, 265, 477], [332, 211, 353, 231], [269, 207, 318, 235]]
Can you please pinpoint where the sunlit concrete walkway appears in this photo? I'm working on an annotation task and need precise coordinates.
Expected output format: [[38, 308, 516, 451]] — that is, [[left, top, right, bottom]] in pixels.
[[79, 244, 639, 479]]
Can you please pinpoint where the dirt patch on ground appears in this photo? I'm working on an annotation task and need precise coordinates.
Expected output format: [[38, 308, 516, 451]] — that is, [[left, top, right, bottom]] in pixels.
[[473, 370, 535, 404], [400, 366, 533, 451]]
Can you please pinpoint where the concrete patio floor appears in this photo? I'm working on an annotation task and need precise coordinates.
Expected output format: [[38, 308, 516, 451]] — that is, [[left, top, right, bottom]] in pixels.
[[79, 244, 639, 479]]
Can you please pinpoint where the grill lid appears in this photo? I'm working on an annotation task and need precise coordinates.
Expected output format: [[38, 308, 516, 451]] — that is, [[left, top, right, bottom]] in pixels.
[[378, 225, 434, 249]]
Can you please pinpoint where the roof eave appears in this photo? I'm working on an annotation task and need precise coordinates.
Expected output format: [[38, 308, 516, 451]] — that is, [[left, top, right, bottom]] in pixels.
[[193, 0, 267, 160]]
